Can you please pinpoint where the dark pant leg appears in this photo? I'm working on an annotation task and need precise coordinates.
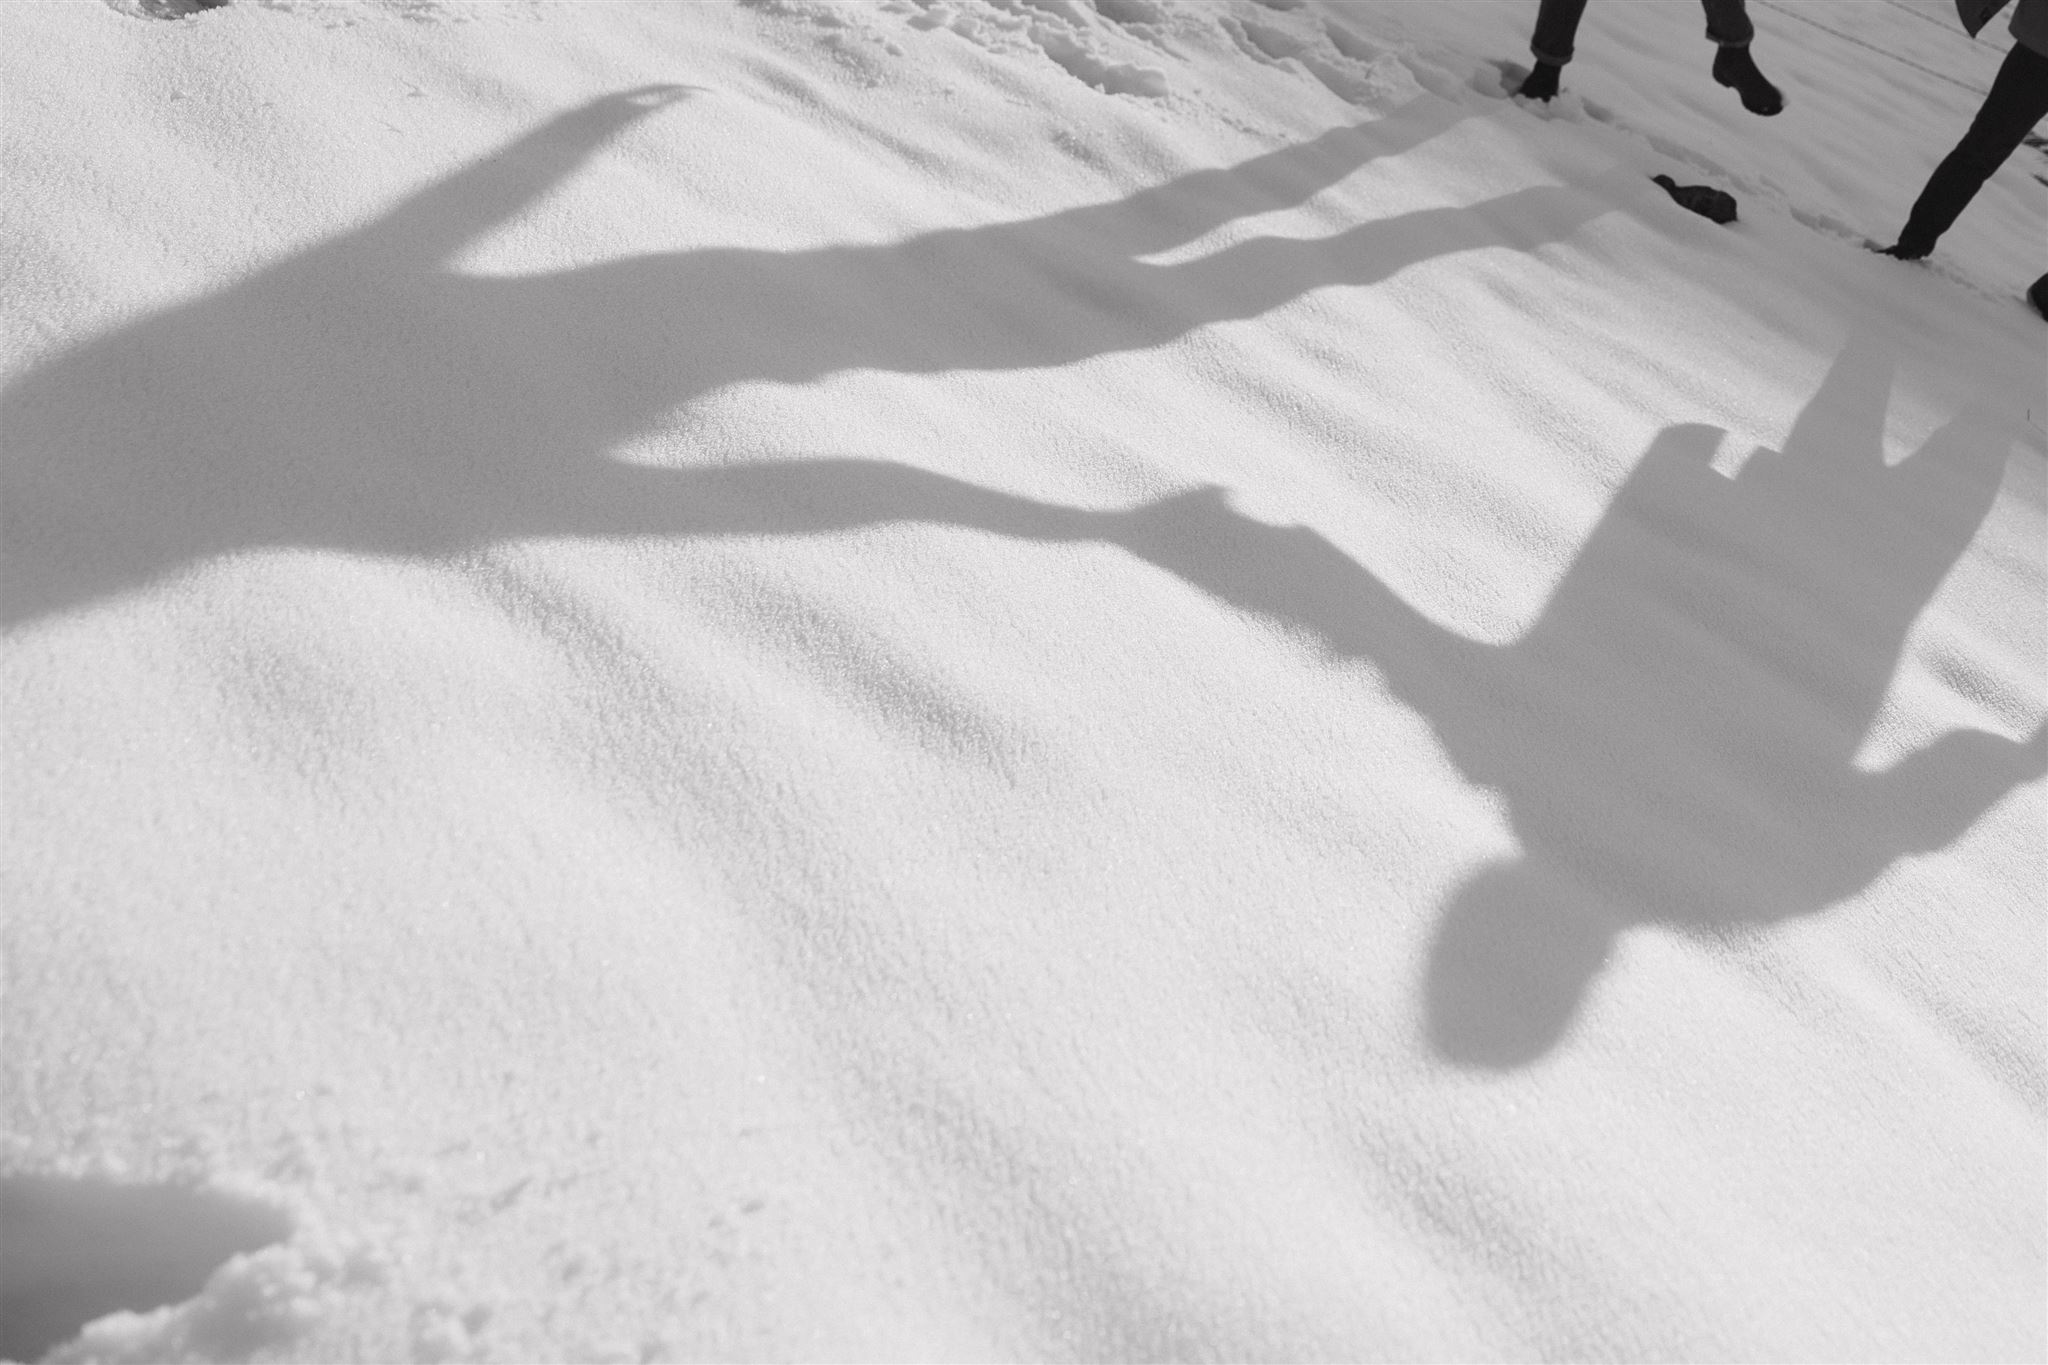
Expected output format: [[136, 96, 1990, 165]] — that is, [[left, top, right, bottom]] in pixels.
[[1897, 42, 2048, 254], [1700, 0, 1755, 47], [1531, 0, 1590, 64]]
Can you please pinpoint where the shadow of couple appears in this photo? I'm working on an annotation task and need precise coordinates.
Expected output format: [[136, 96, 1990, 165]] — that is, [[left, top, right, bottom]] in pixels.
[[4, 87, 2037, 1068]]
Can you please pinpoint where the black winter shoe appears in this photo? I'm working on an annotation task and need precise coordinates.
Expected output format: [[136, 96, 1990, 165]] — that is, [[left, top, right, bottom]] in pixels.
[[1652, 175, 1738, 224], [1517, 61, 1561, 101], [2029, 272, 2048, 322], [1712, 45, 1784, 115]]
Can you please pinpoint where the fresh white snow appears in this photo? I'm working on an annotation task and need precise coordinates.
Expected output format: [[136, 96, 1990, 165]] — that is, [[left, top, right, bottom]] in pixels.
[[2, 0, 2042, 1360]]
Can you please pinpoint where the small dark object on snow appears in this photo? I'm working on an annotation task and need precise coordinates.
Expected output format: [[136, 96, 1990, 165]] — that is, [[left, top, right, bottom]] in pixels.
[[1651, 174, 1738, 224]]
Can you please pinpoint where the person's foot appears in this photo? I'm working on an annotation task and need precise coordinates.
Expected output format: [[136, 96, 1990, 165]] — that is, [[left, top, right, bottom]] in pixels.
[[1876, 241, 1928, 261], [2029, 272, 2048, 322], [1517, 60, 1561, 101], [1712, 45, 1783, 115]]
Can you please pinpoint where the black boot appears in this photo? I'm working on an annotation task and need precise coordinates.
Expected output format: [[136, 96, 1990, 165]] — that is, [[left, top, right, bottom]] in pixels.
[[1518, 60, 1562, 101], [2029, 273, 2048, 322], [1712, 45, 1783, 116]]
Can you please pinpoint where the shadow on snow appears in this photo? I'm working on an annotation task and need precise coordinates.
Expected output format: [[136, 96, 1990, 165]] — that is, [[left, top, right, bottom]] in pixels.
[[3, 83, 1541, 624], [4, 87, 2039, 1069]]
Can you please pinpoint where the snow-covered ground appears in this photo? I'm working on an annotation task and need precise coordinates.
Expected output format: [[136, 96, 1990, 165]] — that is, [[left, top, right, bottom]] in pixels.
[[2, 0, 2042, 1359]]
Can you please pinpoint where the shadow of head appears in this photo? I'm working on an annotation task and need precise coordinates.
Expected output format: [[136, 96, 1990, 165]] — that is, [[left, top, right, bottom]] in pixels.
[[1423, 858, 1618, 1070]]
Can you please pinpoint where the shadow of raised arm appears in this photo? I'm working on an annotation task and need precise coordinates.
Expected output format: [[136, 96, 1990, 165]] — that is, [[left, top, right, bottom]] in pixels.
[[341, 85, 698, 270], [565, 459, 1490, 696], [1017, 95, 1469, 260], [1857, 717, 2047, 864], [1110, 483, 1491, 691]]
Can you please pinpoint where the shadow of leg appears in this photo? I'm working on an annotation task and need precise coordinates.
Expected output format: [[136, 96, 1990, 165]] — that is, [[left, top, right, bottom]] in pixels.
[[1424, 856, 1617, 1069]]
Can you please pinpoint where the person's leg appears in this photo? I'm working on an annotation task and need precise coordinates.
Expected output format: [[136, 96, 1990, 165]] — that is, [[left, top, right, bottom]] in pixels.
[[1519, 0, 1588, 100], [1530, 0, 1589, 64], [1699, 0, 1753, 47], [1889, 42, 2048, 257], [1703, 0, 1783, 115]]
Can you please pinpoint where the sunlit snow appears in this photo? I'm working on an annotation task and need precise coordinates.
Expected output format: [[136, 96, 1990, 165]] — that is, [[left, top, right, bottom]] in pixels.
[[2, 0, 2042, 1360]]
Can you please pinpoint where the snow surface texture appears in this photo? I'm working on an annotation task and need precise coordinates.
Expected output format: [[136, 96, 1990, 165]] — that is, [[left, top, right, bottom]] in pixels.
[[2, 0, 2043, 1359]]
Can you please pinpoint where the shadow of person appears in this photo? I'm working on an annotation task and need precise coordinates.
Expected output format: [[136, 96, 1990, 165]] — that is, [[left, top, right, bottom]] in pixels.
[[1415, 340, 2046, 1067], [689, 345, 2034, 1077], [12, 86, 2016, 1074], [1, 83, 1604, 629], [482, 337, 2029, 1075], [689, 345, 2033, 1073]]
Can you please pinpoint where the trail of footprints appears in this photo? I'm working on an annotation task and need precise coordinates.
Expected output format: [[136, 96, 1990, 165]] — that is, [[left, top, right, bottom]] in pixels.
[[741, 0, 1413, 110], [113, 0, 1414, 117]]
